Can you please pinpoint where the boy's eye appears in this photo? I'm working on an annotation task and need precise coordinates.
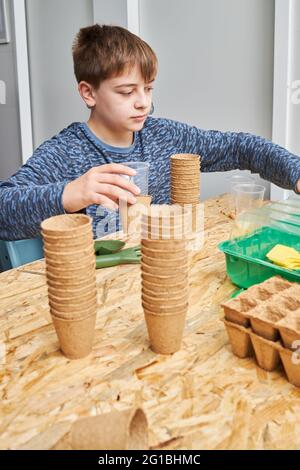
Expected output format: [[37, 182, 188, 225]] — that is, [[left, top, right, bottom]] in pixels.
[[119, 87, 153, 96]]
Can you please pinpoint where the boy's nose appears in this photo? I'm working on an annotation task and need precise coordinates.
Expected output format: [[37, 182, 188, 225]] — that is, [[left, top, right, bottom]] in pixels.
[[134, 92, 149, 109]]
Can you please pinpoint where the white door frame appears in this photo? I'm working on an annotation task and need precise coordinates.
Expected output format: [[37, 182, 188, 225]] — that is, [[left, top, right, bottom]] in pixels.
[[271, 0, 295, 200], [92, 0, 140, 34], [13, 0, 140, 164], [126, 0, 139, 35], [12, 0, 33, 164]]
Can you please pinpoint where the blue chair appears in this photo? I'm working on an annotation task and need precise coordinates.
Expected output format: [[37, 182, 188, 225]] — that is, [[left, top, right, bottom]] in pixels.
[[0, 238, 44, 271]]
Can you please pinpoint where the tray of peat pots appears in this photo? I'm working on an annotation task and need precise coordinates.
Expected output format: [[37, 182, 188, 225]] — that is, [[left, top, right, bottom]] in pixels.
[[277, 316, 300, 388], [245, 285, 300, 375], [277, 309, 300, 349], [222, 276, 300, 386]]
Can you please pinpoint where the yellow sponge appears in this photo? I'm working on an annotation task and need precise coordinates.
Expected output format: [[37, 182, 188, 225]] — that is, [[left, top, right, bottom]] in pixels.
[[266, 244, 300, 270]]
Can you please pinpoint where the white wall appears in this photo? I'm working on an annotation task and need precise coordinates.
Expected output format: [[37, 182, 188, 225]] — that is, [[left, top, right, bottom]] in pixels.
[[271, 0, 300, 200], [5, 0, 278, 201], [92, 0, 127, 27], [0, 0, 22, 179], [25, 0, 93, 148], [139, 0, 275, 199], [289, 0, 300, 156]]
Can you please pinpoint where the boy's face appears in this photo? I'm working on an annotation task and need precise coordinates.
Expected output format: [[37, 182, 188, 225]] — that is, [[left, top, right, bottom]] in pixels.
[[87, 65, 155, 133]]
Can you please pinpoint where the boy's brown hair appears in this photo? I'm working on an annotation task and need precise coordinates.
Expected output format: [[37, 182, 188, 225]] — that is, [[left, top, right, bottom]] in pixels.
[[72, 24, 158, 88]]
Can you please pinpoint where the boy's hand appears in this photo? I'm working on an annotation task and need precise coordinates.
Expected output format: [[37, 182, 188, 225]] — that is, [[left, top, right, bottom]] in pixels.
[[62, 163, 141, 213]]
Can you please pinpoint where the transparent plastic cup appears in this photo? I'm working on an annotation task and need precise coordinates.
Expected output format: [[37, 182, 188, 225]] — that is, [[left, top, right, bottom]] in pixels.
[[233, 183, 266, 216], [122, 161, 150, 195], [224, 173, 255, 214], [226, 173, 255, 193]]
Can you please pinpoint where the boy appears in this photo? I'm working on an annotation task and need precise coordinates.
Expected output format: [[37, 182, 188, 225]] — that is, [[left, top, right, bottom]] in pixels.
[[1, 24, 300, 240]]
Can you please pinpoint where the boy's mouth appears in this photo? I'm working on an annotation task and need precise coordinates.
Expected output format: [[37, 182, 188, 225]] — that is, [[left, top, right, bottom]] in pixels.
[[131, 114, 147, 120]]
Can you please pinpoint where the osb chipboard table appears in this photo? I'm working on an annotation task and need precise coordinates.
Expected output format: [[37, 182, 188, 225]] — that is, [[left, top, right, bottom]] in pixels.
[[1, 194, 300, 451]]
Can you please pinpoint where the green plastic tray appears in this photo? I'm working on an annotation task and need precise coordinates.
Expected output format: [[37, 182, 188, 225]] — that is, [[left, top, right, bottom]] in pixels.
[[218, 226, 300, 288]]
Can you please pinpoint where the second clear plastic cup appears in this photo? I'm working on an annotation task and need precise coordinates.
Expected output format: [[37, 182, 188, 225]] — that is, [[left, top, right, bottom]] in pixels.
[[226, 173, 255, 193], [233, 183, 266, 215]]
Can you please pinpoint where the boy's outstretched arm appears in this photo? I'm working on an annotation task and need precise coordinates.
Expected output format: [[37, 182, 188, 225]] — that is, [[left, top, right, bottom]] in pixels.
[[165, 119, 300, 193], [0, 149, 68, 240], [0, 147, 140, 241]]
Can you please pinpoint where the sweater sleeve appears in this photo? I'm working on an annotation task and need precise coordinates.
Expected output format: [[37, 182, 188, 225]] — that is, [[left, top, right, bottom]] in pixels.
[[0, 145, 68, 240], [165, 119, 300, 193]]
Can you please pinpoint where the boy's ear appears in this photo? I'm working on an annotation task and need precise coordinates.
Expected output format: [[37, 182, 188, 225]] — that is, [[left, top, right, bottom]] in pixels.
[[78, 81, 96, 108]]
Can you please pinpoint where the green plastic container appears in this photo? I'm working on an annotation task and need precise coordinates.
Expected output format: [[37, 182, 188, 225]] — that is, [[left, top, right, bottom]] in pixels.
[[218, 226, 300, 288]]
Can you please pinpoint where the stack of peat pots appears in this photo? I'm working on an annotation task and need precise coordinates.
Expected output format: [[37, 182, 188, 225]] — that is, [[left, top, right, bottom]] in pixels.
[[140, 204, 191, 354], [170, 153, 203, 251], [41, 214, 97, 359]]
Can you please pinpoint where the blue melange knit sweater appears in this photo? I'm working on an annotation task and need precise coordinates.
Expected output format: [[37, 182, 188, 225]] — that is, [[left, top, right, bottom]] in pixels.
[[1, 116, 300, 240]]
